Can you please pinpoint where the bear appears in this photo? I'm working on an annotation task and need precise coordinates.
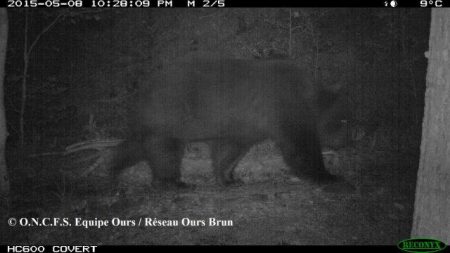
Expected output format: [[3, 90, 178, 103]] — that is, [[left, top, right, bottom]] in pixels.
[[110, 53, 349, 189]]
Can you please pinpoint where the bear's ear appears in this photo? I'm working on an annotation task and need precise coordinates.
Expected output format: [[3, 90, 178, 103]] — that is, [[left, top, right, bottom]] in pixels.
[[316, 78, 346, 112], [317, 89, 339, 112]]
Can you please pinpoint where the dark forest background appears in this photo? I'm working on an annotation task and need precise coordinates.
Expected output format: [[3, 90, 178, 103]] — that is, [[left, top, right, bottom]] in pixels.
[[2, 9, 432, 244]]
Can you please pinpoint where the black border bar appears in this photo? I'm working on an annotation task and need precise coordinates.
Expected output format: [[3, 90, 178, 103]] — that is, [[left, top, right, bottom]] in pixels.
[[1, 245, 440, 253], [1, 0, 444, 8], [1, 245, 449, 252]]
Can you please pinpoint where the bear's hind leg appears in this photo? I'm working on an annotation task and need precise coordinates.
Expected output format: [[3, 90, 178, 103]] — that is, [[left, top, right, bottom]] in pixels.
[[144, 135, 186, 189], [211, 139, 252, 186]]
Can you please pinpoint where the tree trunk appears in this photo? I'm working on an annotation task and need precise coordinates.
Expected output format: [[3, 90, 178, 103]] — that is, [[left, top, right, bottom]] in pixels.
[[0, 9, 10, 201], [411, 9, 450, 243]]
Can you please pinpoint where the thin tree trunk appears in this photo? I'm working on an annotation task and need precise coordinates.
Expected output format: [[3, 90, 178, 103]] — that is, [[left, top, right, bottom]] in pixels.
[[19, 11, 63, 152], [20, 11, 28, 150], [0, 9, 10, 200], [411, 9, 450, 243], [288, 9, 292, 58]]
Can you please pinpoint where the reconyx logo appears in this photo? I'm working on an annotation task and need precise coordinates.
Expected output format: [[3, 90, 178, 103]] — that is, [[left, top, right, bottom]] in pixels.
[[398, 238, 447, 253]]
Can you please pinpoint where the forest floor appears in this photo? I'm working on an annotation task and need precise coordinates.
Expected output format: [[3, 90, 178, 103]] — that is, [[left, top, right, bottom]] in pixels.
[[2, 141, 417, 245]]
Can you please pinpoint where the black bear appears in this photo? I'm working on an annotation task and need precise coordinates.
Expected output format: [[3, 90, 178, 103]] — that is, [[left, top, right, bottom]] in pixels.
[[111, 53, 349, 188]]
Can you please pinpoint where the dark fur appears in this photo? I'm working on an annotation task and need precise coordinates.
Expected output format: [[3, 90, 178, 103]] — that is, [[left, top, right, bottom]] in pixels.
[[111, 54, 348, 187]]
